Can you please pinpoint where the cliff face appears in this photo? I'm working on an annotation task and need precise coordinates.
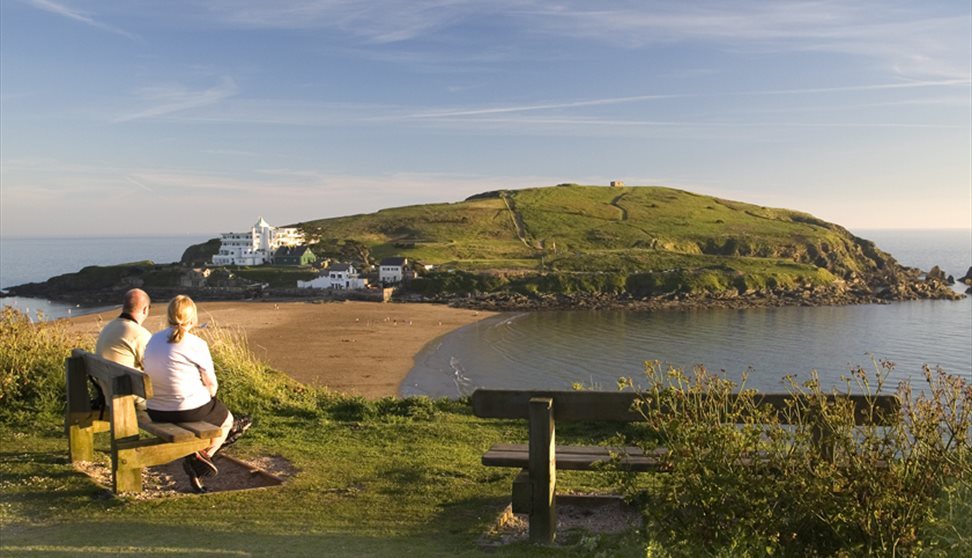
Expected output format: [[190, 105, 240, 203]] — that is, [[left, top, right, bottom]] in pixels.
[[180, 238, 221, 266]]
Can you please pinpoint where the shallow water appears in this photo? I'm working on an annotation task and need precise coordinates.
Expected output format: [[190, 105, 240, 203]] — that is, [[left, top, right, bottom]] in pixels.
[[402, 299, 972, 397]]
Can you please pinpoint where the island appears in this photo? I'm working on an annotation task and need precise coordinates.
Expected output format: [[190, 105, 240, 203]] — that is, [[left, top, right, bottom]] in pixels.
[[3, 184, 963, 309]]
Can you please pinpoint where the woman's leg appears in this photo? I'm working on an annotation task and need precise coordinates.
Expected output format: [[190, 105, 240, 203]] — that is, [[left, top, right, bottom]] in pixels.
[[206, 410, 233, 457]]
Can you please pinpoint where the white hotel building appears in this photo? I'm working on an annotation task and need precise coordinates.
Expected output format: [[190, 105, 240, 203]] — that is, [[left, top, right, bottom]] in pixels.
[[212, 217, 304, 266]]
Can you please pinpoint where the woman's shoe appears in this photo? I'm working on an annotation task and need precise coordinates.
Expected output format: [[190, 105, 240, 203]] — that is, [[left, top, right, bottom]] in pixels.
[[222, 415, 253, 449], [182, 457, 208, 493], [185, 451, 218, 478]]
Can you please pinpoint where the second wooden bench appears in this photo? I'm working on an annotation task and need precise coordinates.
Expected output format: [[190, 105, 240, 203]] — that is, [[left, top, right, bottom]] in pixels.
[[472, 388, 900, 544]]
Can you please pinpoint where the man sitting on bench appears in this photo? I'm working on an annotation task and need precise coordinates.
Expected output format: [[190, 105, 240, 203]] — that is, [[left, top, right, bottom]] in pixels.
[[95, 288, 153, 410]]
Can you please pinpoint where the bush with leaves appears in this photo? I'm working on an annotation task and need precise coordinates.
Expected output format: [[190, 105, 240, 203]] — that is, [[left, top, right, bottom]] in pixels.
[[621, 361, 971, 557], [0, 307, 88, 422]]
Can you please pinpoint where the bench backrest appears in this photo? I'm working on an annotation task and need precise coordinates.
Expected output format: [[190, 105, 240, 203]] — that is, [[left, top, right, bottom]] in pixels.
[[471, 389, 901, 426], [66, 349, 152, 414]]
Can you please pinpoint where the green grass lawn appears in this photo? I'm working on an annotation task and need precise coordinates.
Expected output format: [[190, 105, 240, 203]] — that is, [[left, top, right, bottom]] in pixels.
[[0, 405, 645, 558]]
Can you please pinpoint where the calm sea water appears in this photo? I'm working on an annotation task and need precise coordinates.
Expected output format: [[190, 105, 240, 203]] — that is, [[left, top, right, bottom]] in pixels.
[[0, 234, 213, 319], [403, 229, 972, 396]]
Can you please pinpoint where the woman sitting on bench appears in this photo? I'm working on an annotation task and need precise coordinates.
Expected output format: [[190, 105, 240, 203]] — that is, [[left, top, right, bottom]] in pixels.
[[142, 295, 248, 493]]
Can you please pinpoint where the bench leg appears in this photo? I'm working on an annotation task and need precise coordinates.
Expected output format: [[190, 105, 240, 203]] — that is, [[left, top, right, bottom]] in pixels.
[[66, 413, 110, 463], [68, 424, 95, 462], [112, 458, 142, 493], [110, 392, 142, 493], [529, 397, 556, 544], [512, 469, 531, 513], [65, 356, 97, 463]]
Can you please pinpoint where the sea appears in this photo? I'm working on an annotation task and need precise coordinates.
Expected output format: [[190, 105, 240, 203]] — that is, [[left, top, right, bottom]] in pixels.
[[402, 229, 972, 397], [0, 234, 215, 319], [1, 230, 970, 396]]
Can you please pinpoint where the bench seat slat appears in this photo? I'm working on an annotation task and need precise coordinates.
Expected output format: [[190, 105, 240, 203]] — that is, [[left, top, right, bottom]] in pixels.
[[135, 413, 220, 443], [136, 415, 197, 443], [176, 421, 223, 439], [483, 443, 668, 472]]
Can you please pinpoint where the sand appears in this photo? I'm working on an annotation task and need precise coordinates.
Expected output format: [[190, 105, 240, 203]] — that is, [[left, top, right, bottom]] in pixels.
[[65, 300, 497, 398]]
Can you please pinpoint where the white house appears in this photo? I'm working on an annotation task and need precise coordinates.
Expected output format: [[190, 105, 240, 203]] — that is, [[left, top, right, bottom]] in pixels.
[[212, 217, 304, 266], [298, 263, 369, 290], [378, 257, 409, 284]]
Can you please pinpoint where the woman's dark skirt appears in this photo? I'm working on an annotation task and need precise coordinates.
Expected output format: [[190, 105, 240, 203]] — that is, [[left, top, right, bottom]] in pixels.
[[147, 398, 229, 426]]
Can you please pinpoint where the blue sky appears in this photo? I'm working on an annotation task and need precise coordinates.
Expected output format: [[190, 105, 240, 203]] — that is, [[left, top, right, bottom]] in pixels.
[[1, 0, 969, 237]]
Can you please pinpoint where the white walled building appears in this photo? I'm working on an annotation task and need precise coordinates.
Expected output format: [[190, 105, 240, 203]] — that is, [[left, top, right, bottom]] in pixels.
[[298, 263, 369, 290], [379, 257, 409, 284], [212, 217, 304, 266]]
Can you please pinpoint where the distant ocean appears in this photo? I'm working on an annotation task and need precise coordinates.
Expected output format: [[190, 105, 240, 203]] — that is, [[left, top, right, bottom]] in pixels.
[[0, 234, 214, 319]]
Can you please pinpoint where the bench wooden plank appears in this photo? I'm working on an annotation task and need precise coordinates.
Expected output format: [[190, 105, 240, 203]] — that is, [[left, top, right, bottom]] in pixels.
[[474, 390, 642, 421], [483, 444, 668, 472], [176, 421, 223, 439], [472, 389, 900, 425], [136, 414, 199, 443], [73, 349, 152, 400]]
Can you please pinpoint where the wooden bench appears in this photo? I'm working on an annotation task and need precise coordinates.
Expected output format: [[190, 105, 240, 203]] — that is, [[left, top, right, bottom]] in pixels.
[[472, 388, 900, 544], [65, 349, 223, 493]]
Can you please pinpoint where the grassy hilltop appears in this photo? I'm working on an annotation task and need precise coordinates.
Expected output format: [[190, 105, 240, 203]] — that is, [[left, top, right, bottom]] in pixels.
[[300, 184, 921, 301], [304, 185, 883, 273]]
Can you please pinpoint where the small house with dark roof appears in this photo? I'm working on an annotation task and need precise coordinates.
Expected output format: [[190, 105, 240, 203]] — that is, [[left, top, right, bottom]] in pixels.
[[273, 246, 317, 266], [379, 256, 410, 284]]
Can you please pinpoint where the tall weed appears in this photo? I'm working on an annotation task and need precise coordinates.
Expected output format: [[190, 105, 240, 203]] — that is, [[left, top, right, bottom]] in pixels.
[[624, 362, 971, 556], [0, 307, 89, 422]]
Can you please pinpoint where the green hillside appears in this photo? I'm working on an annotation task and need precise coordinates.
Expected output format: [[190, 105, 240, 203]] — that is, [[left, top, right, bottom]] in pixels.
[[300, 185, 899, 295]]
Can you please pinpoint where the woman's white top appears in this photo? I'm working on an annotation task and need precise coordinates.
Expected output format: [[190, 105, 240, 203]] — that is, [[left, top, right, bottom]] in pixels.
[[142, 327, 217, 411]]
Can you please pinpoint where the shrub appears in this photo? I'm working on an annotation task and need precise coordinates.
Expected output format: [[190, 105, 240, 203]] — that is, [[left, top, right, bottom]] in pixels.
[[622, 362, 971, 556], [0, 307, 87, 422]]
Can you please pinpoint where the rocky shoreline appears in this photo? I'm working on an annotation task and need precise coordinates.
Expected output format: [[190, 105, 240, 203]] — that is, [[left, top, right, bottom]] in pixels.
[[432, 281, 964, 313], [3, 262, 966, 313]]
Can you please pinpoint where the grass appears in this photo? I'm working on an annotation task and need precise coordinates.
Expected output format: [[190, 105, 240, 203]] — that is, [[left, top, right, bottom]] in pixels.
[[0, 404, 644, 557], [0, 310, 643, 557]]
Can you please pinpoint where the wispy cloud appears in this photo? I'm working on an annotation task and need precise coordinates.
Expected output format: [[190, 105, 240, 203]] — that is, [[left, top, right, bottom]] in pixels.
[[405, 94, 693, 118], [125, 176, 154, 193], [522, 2, 971, 81], [114, 77, 238, 122], [190, 1, 970, 81], [737, 79, 972, 96], [199, 0, 486, 44], [25, 0, 138, 40]]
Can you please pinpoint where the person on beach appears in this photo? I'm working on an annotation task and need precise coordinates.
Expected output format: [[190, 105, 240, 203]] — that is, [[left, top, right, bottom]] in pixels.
[[142, 295, 249, 493], [94, 288, 152, 409]]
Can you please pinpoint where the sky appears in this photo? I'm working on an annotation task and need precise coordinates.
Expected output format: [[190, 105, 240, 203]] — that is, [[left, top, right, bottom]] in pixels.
[[1, 0, 970, 237]]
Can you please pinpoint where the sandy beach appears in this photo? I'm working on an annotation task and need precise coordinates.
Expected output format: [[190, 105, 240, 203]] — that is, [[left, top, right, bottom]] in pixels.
[[65, 300, 497, 399]]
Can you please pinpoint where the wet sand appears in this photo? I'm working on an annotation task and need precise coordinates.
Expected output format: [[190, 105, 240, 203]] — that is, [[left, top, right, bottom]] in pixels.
[[64, 300, 497, 399]]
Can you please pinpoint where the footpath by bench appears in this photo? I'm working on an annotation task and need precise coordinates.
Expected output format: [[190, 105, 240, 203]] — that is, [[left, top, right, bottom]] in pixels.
[[472, 388, 901, 544], [65, 349, 223, 493]]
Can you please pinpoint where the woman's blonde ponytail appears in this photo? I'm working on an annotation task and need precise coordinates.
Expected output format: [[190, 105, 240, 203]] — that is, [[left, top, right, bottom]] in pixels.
[[166, 295, 198, 344]]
